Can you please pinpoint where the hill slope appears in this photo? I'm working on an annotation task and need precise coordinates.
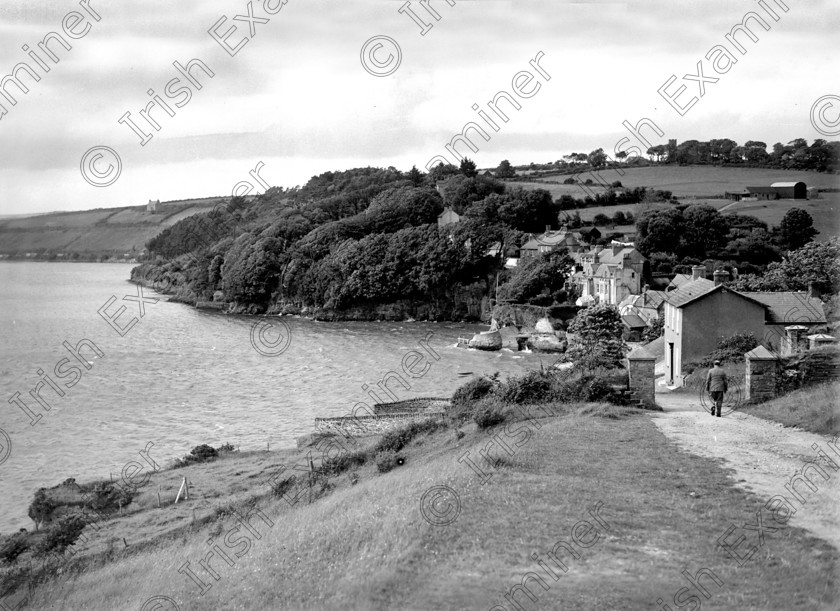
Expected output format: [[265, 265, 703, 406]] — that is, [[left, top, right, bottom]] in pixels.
[[0, 198, 230, 260]]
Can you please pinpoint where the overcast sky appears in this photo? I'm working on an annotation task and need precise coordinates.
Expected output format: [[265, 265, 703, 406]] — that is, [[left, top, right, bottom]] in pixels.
[[0, 0, 837, 216]]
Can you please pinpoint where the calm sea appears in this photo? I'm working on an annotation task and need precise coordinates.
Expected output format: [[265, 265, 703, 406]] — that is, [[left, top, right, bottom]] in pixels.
[[0, 262, 543, 533]]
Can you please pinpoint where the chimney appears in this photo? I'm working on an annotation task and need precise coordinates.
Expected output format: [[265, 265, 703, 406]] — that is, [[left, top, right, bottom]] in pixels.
[[808, 282, 819, 299], [545, 225, 551, 234], [691, 265, 706, 280], [642, 284, 649, 293], [611, 245, 621, 256], [731, 267, 739, 279], [713, 269, 728, 286]]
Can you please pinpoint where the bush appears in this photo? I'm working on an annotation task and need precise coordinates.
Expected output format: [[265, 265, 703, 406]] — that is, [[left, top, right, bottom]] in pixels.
[[320, 449, 367, 476], [374, 419, 445, 454], [451, 376, 496, 409], [496, 370, 554, 405], [28, 489, 55, 530], [173, 443, 221, 468], [0, 534, 29, 565], [218, 442, 236, 453], [701, 332, 758, 366], [473, 400, 509, 429], [375, 450, 404, 473], [35, 515, 87, 558]]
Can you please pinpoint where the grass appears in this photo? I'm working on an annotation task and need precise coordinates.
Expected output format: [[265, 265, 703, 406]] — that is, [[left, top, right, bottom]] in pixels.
[[741, 381, 840, 435], [6, 404, 838, 610]]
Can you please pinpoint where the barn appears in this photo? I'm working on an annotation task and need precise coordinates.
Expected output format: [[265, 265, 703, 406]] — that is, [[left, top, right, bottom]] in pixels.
[[770, 181, 807, 199]]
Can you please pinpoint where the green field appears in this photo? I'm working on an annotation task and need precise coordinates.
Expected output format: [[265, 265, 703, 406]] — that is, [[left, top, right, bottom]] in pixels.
[[522, 165, 839, 198], [0, 197, 228, 258], [515, 166, 839, 240]]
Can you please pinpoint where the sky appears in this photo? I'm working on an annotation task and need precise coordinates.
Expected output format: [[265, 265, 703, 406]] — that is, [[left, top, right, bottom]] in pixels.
[[0, 0, 837, 216]]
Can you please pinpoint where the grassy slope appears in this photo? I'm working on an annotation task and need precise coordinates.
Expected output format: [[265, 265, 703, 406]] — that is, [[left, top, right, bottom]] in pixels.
[[528, 166, 840, 196], [0, 198, 226, 256], [741, 381, 840, 435], [18, 407, 838, 610], [516, 165, 839, 240]]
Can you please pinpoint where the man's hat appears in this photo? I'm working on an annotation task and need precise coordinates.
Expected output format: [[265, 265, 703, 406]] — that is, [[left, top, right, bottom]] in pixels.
[[713, 360, 721, 365]]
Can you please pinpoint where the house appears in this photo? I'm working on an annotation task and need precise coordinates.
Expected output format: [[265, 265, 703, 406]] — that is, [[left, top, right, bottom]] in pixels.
[[577, 226, 601, 244], [520, 227, 584, 258], [663, 274, 826, 384], [437, 207, 460, 227], [618, 288, 667, 324], [571, 245, 648, 306], [666, 270, 697, 292], [725, 189, 751, 201], [146, 199, 160, 213], [621, 313, 648, 341], [746, 186, 777, 201]]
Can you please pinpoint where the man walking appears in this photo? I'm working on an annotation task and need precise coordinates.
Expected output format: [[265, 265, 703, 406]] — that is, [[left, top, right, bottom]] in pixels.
[[705, 360, 728, 417]]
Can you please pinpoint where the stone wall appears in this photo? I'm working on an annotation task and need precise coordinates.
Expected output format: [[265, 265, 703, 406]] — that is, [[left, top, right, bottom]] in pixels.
[[314, 412, 446, 436], [373, 398, 450, 415]]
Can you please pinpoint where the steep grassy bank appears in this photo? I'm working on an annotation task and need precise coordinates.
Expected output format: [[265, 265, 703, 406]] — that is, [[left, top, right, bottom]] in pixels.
[[7, 405, 837, 610]]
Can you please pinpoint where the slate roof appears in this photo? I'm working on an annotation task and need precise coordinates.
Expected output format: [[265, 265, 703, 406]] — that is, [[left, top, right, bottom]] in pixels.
[[621, 290, 667, 310], [667, 273, 692, 290], [664, 278, 717, 307], [521, 231, 581, 251], [622, 314, 647, 329], [740, 292, 826, 324]]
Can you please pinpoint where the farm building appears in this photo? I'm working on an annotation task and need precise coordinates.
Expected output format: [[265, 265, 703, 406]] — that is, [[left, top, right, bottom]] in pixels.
[[744, 181, 807, 200]]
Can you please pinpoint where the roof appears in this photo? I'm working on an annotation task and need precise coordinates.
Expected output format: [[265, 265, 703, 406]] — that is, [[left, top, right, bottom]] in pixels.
[[739, 292, 826, 324], [521, 231, 580, 250], [745, 346, 777, 360], [664, 278, 717, 307], [627, 345, 656, 359], [622, 314, 647, 329], [620, 290, 667, 310], [667, 273, 692, 289], [770, 182, 805, 188], [747, 186, 776, 194]]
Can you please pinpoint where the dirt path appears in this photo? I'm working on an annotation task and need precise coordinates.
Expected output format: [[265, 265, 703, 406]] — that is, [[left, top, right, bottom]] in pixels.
[[651, 388, 840, 551]]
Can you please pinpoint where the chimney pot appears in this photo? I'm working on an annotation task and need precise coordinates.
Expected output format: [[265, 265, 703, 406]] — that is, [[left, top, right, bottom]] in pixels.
[[713, 269, 728, 286], [691, 265, 706, 280]]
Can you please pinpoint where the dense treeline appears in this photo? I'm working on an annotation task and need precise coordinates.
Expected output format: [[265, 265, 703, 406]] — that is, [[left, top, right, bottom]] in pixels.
[[134, 162, 562, 314]]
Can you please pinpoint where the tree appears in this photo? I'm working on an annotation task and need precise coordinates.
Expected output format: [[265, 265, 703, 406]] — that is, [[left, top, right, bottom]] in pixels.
[[729, 237, 840, 294], [566, 304, 627, 370], [427, 162, 461, 185], [496, 251, 574, 304], [460, 158, 478, 178], [407, 165, 424, 186], [636, 208, 684, 256], [776, 208, 818, 251], [495, 159, 516, 178], [588, 148, 607, 169], [592, 213, 612, 226], [681, 205, 729, 259]]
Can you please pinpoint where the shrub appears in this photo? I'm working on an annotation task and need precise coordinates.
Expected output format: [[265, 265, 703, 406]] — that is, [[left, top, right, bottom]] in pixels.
[[218, 442, 236, 453], [28, 489, 55, 530], [320, 450, 367, 476], [451, 376, 496, 409], [35, 515, 87, 558], [473, 400, 509, 429], [375, 450, 404, 473], [374, 419, 445, 454], [701, 332, 758, 366], [190, 444, 218, 462], [268, 476, 298, 498], [496, 370, 554, 405], [0, 534, 29, 565]]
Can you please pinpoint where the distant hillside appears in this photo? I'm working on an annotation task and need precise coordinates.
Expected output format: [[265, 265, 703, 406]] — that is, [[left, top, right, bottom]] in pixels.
[[0, 197, 232, 261], [515, 165, 839, 241]]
